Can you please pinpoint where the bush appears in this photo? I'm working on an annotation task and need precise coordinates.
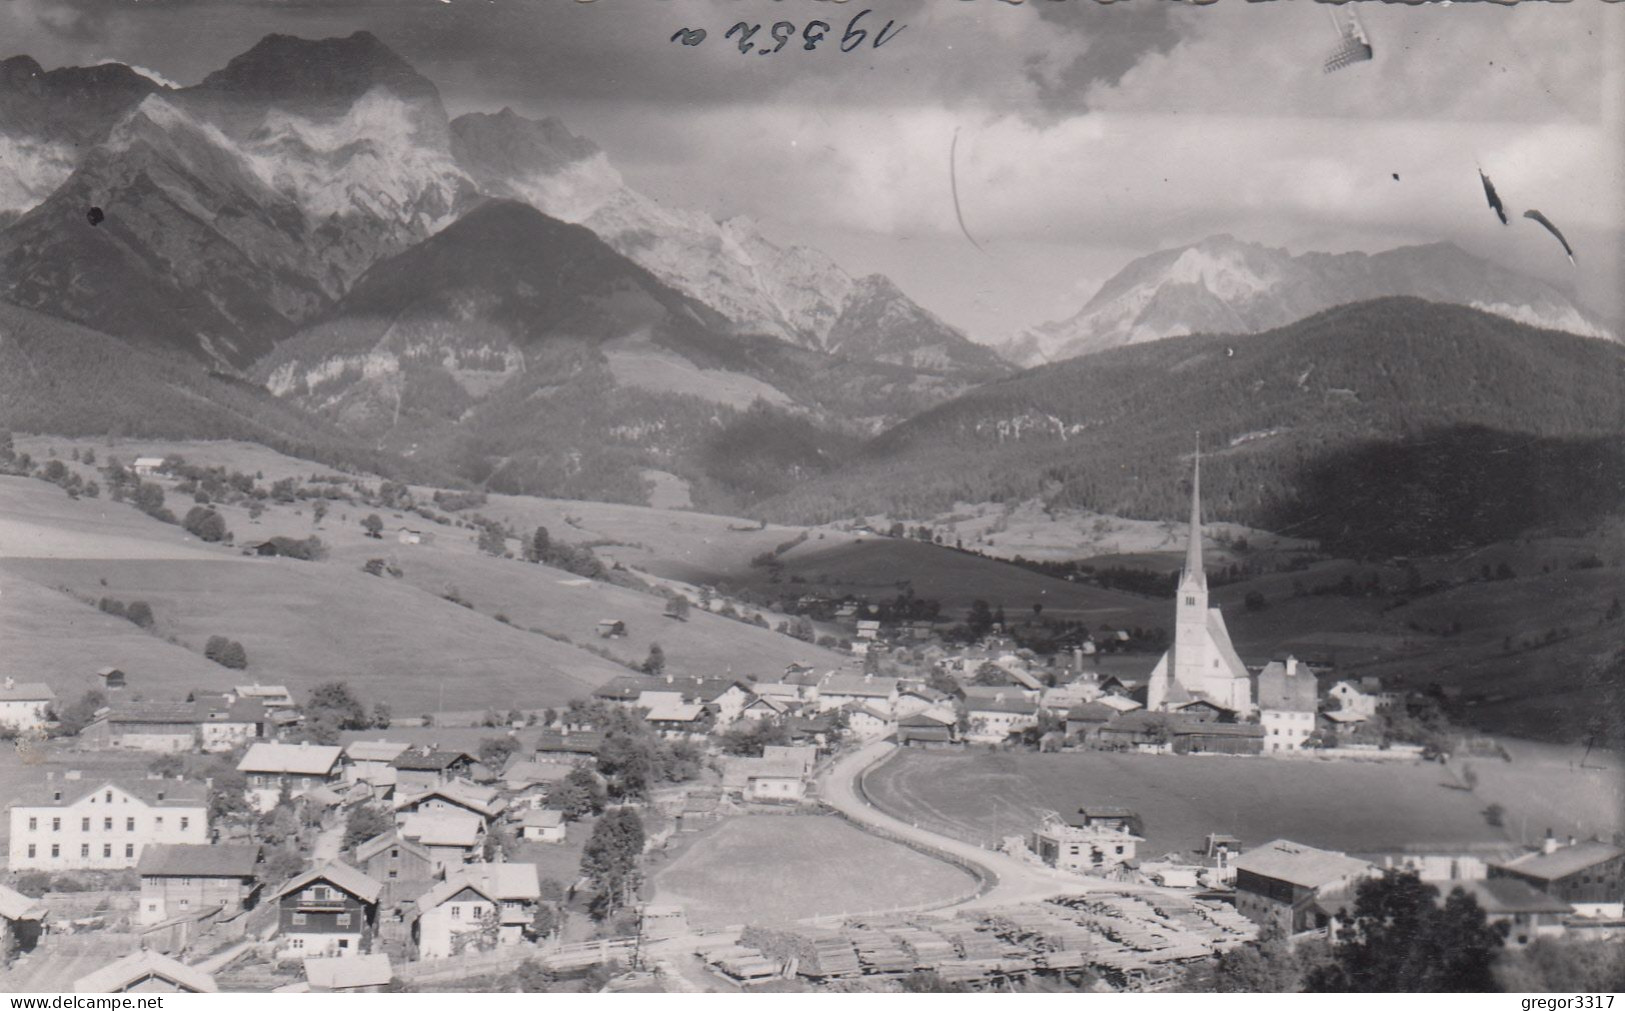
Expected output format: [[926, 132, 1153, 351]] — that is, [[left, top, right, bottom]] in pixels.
[[183, 506, 228, 543], [204, 636, 249, 669], [125, 601, 155, 628]]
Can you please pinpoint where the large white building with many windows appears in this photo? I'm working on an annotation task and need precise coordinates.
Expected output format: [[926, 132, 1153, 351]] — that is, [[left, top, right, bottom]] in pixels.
[[7, 777, 208, 871]]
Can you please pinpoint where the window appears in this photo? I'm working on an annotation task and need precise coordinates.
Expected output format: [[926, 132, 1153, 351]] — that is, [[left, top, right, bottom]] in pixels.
[[81, 844, 90, 858], [104, 818, 113, 831], [27, 844, 36, 859], [292, 913, 307, 926], [290, 938, 304, 950], [312, 886, 331, 901], [337, 913, 351, 927], [338, 939, 349, 949], [155, 817, 164, 830], [1185, 596, 1194, 605], [179, 899, 190, 909], [50, 844, 59, 858], [388, 870, 398, 880], [390, 848, 399, 859], [105, 791, 113, 803], [180, 817, 190, 831], [82, 817, 90, 831], [27, 817, 36, 831], [51, 818, 60, 832], [127, 817, 135, 832], [125, 844, 134, 858], [451, 905, 461, 920], [103, 844, 112, 858]]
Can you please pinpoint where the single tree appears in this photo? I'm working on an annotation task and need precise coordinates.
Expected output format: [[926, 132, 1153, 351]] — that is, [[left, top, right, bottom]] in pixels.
[[642, 643, 665, 677], [580, 807, 645, 919], [361, 513, 384, 538], [342, 805, 394, 851], [664, 595, 691, 621], [548, 766, 607, 820], [125, 600, 155, 628], [478, 736, 520, 770]]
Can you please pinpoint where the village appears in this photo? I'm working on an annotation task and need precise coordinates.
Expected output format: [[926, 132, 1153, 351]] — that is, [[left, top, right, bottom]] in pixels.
[[1, 455, 1619, 994]]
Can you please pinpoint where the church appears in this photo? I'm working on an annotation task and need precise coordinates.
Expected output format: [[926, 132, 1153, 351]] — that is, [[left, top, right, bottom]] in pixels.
[[1145, 451, 1256, 716]]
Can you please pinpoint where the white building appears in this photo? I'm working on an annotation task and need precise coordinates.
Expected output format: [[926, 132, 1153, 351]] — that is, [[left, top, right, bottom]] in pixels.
[[238, 742, 345, 812], [8, 777, 208, 871], [1328, 680, 1382, 717], [131, 457, 167, 477], [413, 863, 540, 959], [1146, 451, 1256, 717], [1031, 810, 1143, 873], [1257, 657, 1319, 752], [0, 679, 55, 733]]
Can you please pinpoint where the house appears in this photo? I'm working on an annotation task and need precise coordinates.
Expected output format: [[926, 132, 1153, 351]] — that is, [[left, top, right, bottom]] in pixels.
[[532, 730, 604, 764], [1328, 680, 1381, 718], [1031, 810, 1143, 873], [79, 702, 197, 752], [131, 456, 167, 477], [137, 843, 261, 926], [397, 528, 435, 546], [1095, 710, 1171, 749], [274, 863, 382, 960], [739, 695, 793, 722], [1064, 702, 1117, 742], [895, 711, 959, 748], [0, 679, 55, 732], [1040, 681, 1101, 714], [8, 777, 208, 871], [235, 683, 295, 710], [640, 696, 712, 737], [304, 952, 393, 993], [1257, 657, 1319, 753], [0, 883, 46, 962], [640, 677, 754, 725], [1490, 838, 1625, 918], [721, 758, 808, 803], [895, 686, 951, 719], [1320, 709, 1370, 740], [344, 740, 410, 788], [518, 809, 566, 843], [844, 703, 893, 739], [238, 742, 345, 812], [354, 830, 436, 907], [963, 690, 1039, 744], [855, 619, 882, 641], [1075, 807, 1143, 835], [593, 676, 653, 706], [95, 667, 128, 690], [193, 693, 268, 753], [812, 674, 900, 716], [500, 757, 575, 800], [1232, 839, 1374, 935], [1095, 692, 1143, 714], [391, 748, 485, 794], [761, 745, 818, 774], [1448, 879, 1574, 946], [1171, 722, 1265, 755], [413, 863, 540, 959], [73, 951, 216, 993], [399, 812, 486, 871], [596, 618, 627, 639], [393, 780, 504, 824], [1172, 698, 1235, 724]]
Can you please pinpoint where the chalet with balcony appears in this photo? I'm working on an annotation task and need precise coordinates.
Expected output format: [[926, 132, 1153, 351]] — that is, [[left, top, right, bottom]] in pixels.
[[273, 863, 382, 960]]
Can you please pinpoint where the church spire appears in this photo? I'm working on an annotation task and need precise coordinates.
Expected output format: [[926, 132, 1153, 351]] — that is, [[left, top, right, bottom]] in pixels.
[[1182, 435, 1205, 590]]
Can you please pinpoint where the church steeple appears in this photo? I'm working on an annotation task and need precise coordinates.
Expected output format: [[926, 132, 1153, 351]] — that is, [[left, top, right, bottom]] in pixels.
[[1181, 436, 1205, 592]]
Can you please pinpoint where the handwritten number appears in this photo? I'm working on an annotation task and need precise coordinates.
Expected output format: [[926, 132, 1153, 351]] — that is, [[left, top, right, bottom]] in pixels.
[[726, 21, 760, 54], [768, 21, 795, 53], [802, 20, 830, 51], [873, 17, 905, 48], [841, 10, 868, 52], [670, 27, 706, 46]]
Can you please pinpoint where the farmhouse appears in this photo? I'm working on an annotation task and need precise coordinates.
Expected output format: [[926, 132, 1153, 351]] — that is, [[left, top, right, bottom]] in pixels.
[[963, 690, 1039, 744], [354, 830, 436, 908], [274, 864, 382, 960], [399, 812, 485, 871], [1448, 879, 1573, 947], [642, 676, 754, 725], [1232, 839, 1373, 935], [413, 863, 540, 959], [80, 702, 197, 752], [1064, 702, 1117, 742], [844, 703, 894, 739], [8, 777, 208, 871], [0, 678, 55, 732], [137, 843, 262, 926], [235, 683, 295, 710], [1146, 453, 1255, 717], [1171, 722, 1264, 755], [855, 619, 882, 640], [518, 808, 566, 843], [391, 748, 485, 793], [73, 951, 216, 994], [722, 757, 809, 803], [193, 693, 269, 752], [238, 742, 345, 812], [812, 673, 900, 716], [393, 780, 504, 824], [641, 697, 711, 737], [0, 883, 46, 962], [1031, 810, 1143, 873], [739, 694, 793, 722], [1490, 838, 1625, 918], [1327, 680, 1385, 717], [344, 740, 409, 788], [896, 711, 959, 748], [1257, 658, 1318, 752], [532, 729, 604, 763]]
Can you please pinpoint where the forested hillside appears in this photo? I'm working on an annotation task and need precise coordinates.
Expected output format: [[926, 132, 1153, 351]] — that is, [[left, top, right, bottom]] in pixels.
[[761, 298, 1625, 552]]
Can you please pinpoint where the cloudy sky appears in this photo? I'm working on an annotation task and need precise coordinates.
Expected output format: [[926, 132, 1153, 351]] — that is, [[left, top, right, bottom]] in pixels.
[[4, 0, 1620, 339]]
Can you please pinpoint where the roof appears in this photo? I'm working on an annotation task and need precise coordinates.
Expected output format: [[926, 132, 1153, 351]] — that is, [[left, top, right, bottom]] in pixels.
[[95, 701, 195, 725], [1096, 694, 1143, 713], [235, 684, 293, 702], [190, 694, 267, 724], [1066, 702, 1119, 722], [138, 844, 260, 878], [305, 953, 392, 991], [897, 711, 955, 728], [354, 830, 427, 865], [400, 812, 485, 848], [1257, 660, 1319, 713], [502, 760, 575, 786], [641, 698, 707, 722], [521, 809, 565, 828], [0, 883, 47, 921], [1173, 722, 1265, 738], [345, 740, 411, 763], [392, 748, 477, 771], [9, 777, 208, 810], [238, 742, 342, 776], [966, 694, 1039, 716], [418, 863, 540, 910], [395, 780, 502, 818], [722, 757, 808, 788], [1322, 710, 1369, 724], [1494, 841, 1625, 882], [1451, 878, 1573, 916], [0, 680, 54, 702], [1233, 839, 1372, 890], [533, 730, 604, 754], [752, 683, 803, 700], [74, 951, 217, 994], [818, 674, 898, 698], [275, 862, 384, 904]]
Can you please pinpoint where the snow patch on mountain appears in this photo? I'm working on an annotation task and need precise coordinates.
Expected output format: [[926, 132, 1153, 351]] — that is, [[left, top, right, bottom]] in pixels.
[[0, 132, 75, 214]]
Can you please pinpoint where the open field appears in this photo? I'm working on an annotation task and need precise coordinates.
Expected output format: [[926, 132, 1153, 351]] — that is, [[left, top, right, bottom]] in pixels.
[[862, 747, 1623, 861], [651, 814, 976, 929]]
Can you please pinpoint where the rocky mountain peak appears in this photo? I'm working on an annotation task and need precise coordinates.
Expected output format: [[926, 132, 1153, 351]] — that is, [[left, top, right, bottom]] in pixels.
[[195, 30, 437, 106]]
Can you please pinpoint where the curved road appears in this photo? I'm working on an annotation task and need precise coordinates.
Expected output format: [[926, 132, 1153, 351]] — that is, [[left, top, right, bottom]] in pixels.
[[818, 740, 1165, 912]]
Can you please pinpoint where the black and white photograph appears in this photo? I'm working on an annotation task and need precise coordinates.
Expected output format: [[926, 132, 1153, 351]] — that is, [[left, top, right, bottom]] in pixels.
[[0, 0, 1620, 996]]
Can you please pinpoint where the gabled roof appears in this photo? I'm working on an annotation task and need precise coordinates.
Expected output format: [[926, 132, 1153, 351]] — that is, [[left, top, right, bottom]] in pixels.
[[400, 812, 484, 848], [818, 674, 898, 698], [1322, 710, 1368, 724], [1451, 878, 1573, 916], [1233, 839, 1372, 890], [0, 883, 47, 921], [191, 694, 268, 725], [1257, 661, 1319, 713], [521, 809, 565, 828], [1493, 841, 1625, 882], [96, 701, 195, 725], [354, 829, 431, 865], [965, 694, 1038, 716], [238, 742, 342, 776], [305, 953, 392, 991], [898, 711, 956, 728], [138, 844, 260, 879], [1173, 722, 1264, 738], [533, 730, 604, 755], [74, 951, 217, 994], [394, 779, 502, 815], [642, 698, 707, 723], [418, 863, 540, 910], [345, 740, 411, 763], [1065, 702, 1118, 723], [274, 862, 383, 905], [501, 760, 575, 787], [392, 748, 477, 772], [0, 680, 54, 702]]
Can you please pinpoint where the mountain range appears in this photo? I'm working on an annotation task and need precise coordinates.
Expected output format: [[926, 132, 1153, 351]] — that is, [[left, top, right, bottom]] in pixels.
[[1003, 234, 1617, 366]]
